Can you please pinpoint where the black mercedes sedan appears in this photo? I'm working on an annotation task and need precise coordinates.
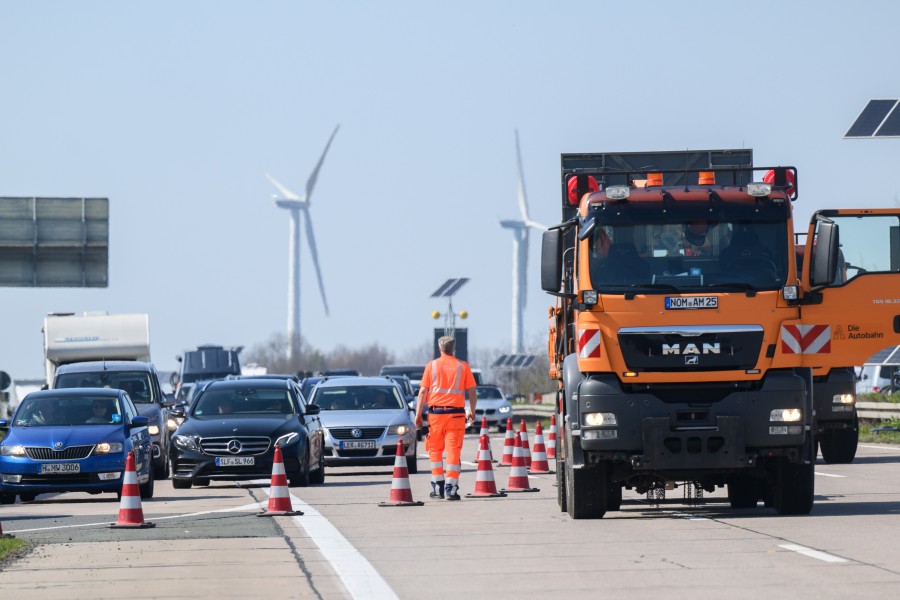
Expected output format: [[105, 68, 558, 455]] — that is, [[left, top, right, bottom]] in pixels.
[[169, 379, 324, 488]]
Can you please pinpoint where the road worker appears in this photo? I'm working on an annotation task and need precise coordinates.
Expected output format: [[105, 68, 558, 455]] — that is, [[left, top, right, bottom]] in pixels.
[[414, 336, 477, 501]]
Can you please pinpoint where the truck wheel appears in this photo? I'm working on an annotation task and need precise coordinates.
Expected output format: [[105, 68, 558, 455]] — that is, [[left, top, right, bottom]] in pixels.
[[819, 419, 858, 464], [727, 474, 759, 508], [565, 458, 608, 519], [772, 458, 814, 515], [607, 480, 623, 511]]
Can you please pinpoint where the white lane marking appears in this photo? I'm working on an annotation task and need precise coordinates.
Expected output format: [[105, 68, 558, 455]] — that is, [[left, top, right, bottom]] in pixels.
[[779, 544, 848, 563], [7, 501, 264, 533], [257, 480, 398, 600], [815, 471, 847, 478]]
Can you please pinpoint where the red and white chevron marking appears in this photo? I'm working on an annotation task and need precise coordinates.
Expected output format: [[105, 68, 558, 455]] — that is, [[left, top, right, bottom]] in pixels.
[[781, 324, 831, 354], [578, 328, 602, 359]]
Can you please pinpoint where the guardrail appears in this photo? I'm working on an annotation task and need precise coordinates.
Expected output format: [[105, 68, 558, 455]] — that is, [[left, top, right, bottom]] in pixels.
[[513, 401, 900, 421]]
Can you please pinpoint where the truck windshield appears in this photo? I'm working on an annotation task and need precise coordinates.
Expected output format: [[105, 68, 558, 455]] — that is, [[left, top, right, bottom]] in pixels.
[[587, 207, 789, 292], [55, 371, 156, 404]]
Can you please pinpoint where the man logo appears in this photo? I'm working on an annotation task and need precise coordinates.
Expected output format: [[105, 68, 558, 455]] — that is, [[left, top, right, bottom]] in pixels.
[[662, 343, 721, 355]]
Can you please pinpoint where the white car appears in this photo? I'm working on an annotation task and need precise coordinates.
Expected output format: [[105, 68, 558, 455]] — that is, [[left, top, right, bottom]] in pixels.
[[469, 385, 513, 432]]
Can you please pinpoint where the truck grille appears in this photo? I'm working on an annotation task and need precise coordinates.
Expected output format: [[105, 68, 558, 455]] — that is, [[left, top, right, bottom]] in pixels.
[[199, 436, 271, 456], [25, 445, 94, 460], [329, 427, 385, 440]]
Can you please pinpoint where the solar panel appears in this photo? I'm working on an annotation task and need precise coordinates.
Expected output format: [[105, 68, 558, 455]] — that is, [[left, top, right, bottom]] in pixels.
[[845, 99, 899, 138], [875, 102, 900, 137], [492, 354, 537, 368], [430, 277, 469, 297]]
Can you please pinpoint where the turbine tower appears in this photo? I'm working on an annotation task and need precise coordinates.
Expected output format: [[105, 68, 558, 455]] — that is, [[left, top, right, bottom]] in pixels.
[[499, 130, 546, 354], [265, 124, 339, 360]]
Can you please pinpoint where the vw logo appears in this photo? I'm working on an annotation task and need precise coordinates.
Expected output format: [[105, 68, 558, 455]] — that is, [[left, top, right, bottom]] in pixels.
[[227, 440, 243, 454], [54, 442, 63, 449], [351, 428, 363, 439]]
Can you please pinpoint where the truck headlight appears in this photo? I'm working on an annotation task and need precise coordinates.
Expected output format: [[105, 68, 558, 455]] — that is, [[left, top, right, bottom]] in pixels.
[[584, 412, 617, 427], [388, 424, 410, 435], [770, 408, 802, 422], [274, 432, 299, 446], [833, 394, 854, 405], [0, 445, 26, 457], [93, 442, 124, 455], [173, 435, 200, 451]]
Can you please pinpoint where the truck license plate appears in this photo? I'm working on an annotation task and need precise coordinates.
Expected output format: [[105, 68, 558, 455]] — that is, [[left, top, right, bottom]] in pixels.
[[665, 296, 717, 309], [40, 463, 80, 474], [216, 456, 255, 466]]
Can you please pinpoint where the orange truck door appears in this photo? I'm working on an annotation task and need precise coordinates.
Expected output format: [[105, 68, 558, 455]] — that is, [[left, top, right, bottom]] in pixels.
[[792, 209, 900, 369]]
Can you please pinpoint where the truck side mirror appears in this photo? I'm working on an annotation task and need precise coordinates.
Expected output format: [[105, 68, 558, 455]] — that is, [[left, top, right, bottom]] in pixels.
[[541, 229, 562, 293], [810, 221, 839, 287]]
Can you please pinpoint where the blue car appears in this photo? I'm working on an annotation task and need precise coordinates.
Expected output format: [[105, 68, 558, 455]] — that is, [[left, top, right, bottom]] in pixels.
[[0, 388, 154, 504]]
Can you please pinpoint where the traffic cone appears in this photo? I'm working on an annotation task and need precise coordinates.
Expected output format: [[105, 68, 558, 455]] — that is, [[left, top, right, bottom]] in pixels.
[[475, 416, 489, 460], [519, 420, 532, 468], [258, 446, 303, 517], [466, 434, 506, 498], [110, 451, 156, 528], [529, 421, 552, 474], [501, 429, 539, 493], [379, 440, 424, 507], [546, 414, 558, 459], [500, 418, 515, 466]]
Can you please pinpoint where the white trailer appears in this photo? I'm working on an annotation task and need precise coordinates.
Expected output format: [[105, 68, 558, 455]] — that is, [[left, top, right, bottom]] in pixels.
[[43, 312, 151, 386]]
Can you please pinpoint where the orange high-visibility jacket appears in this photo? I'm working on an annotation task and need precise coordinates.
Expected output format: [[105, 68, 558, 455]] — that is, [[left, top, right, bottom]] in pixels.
[[421, 355, 476, 409]]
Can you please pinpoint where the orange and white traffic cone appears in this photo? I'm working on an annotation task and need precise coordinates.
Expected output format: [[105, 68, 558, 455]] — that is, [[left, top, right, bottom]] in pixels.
[[546, 414, 558, 459], [500, 418, 515, 466], [475, 416, 489, 461], [529, 421, 552, 474], [466, 434, 507, 498], [379, 440, 424, 507], [110, 451, 155, 528], [258, 445, 303, 517], [501, 429, 539, 493], [519, 420, 532, 468]]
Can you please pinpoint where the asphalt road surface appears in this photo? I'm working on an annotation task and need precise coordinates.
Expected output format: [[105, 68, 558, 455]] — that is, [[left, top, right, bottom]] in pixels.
[[3, 435, 900, 600]]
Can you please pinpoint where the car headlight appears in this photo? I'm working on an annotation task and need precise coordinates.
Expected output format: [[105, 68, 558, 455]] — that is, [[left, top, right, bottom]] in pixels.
[[166, 418, 178, 431], [93, 442, 124, 455], [388, 424, 411, 435], [275, 432, 299, 446], [148, 425, 161, 436], [0, 444, 26, 457], [770, 408, 803, 422], [498, 405, 512, 413], [173, 434, 200, 451]]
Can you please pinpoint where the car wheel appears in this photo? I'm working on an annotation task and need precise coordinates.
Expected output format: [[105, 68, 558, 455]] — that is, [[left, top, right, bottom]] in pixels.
[[172, 478, 192, 490], [193, 477, 210, 487], [139, 468, 155, 499], [19, 493, 37, 503], [0, 494, 16, 505], [290, 449, 311, 487], [310, 448, 326, 485], [154, 454, 170, 480]]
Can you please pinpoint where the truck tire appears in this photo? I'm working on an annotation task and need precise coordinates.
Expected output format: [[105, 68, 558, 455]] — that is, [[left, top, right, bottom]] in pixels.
[[819, 418, 858, 464], [772, 458, 814, 515], [565, 458, 608, 519], [727, 474, 759, 508]]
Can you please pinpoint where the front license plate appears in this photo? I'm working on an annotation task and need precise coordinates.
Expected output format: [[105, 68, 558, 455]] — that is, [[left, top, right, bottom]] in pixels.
[[40, 462, 80, 474], [665, 296, 718, 310], [215, 456, 255, 466], [340, 441, 376, 450]]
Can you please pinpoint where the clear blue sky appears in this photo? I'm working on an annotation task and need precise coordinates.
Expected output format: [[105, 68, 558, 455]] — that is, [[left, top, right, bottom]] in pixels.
[[1, 1, 898, 379]]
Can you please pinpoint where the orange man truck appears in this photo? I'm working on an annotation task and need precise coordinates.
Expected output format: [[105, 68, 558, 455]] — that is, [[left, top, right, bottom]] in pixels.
[[541, 149, 900, 518]]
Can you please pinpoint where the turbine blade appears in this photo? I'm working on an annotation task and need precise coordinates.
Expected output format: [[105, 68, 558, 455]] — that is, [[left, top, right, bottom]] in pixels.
[[521, 228, 529, 308], [303, 208, 329, 316], [305, 124, 340, 203], [524, 218, 548, 231], [265, 173, 302, 201], [515, 129, 531, 221]]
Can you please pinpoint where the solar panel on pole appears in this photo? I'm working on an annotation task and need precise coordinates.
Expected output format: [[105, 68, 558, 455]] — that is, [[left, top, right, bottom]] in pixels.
[[431, 278, 469, 297], [845, 99, 900, 138]]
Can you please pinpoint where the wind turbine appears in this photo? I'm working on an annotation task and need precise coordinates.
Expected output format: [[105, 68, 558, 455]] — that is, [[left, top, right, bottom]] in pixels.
[[499, 129, 546, 354], [265, 124, 339, 360]]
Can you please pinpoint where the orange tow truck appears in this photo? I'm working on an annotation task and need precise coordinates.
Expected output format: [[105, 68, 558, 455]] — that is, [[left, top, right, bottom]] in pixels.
[[541, 149, 900, 518]]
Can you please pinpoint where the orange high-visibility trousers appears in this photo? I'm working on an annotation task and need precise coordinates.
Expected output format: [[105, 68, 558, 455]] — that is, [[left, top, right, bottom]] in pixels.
[[427, 412, 466, 489]]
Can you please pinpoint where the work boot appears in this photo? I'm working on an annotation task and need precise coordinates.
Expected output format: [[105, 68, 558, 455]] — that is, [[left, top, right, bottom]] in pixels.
[[445, 483, 461, 501], [429, 480, 445, 499]]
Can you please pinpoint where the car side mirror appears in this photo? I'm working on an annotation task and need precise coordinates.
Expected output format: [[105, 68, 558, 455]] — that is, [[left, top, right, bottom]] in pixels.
[[305, 404, 321, 416], [130, 415, 149, 428], [0, 419, 8, 430], [170, 405, 186, 418]]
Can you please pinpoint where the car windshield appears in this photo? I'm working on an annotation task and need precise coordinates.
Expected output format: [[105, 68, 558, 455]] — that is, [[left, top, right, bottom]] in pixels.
[[192, 388, 295, 417], [313, 386, 404, 410], [476, 387, 504, 400], [56, 371, 156, 404], [15, 395, 123, 427]]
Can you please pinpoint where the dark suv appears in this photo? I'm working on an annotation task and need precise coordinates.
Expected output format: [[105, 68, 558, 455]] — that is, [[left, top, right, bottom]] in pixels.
[[54, 361, 173, 479]]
